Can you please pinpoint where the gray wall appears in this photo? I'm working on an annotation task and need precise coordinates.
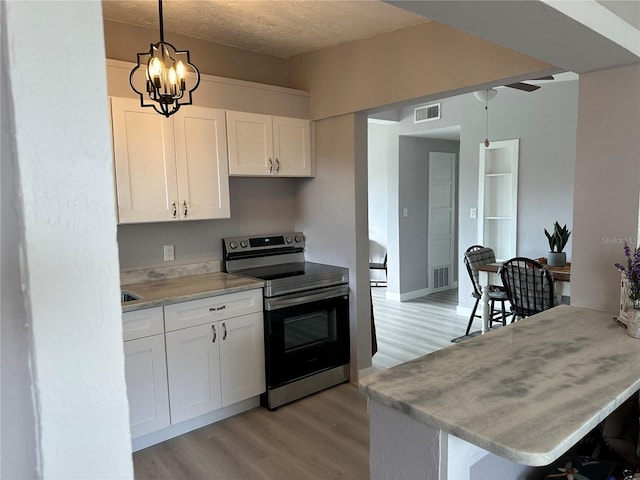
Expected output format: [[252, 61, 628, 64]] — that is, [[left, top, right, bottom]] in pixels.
[[373, 79, 578, 309], [118, 178, 297, 270], [397, 137, 460, 295]]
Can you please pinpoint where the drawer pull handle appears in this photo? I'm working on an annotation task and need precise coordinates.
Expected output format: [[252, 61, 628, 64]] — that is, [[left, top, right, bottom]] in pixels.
[[208, 305, 226, 312], [223, 322, 227, 340], [211, 324, 217, 343]]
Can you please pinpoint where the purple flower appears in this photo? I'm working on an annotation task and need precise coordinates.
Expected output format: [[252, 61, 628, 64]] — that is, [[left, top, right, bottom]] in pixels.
[[616, 243, 640, 302]]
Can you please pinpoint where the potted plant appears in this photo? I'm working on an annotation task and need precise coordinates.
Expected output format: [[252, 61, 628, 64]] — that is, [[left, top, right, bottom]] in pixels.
[[544, 222, 571, 267]]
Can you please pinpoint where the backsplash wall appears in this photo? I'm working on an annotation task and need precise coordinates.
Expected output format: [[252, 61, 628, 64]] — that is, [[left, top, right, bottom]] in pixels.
[[117, 177, 297, 271]]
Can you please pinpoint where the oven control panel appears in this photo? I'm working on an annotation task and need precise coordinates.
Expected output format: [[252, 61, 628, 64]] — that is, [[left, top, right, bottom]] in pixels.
[[223, 232, 305, 254]]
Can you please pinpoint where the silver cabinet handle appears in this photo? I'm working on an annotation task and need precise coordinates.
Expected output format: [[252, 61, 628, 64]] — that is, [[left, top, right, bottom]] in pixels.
[[183, 200, 188, 218], [223, 322, 227, 340], [171, 201, 177, 218], [208, 305, 226, 312], [275, 158, 280, 173], [211, 324, 217, 343], [268, 158, 273, 174]]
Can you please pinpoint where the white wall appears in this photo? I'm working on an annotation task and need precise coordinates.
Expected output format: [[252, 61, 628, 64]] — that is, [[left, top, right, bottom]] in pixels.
[[1, 2, 37, 474], [368, 122, 390, 257], [571, 64, 640, 313], [2, 2, 133, 477]]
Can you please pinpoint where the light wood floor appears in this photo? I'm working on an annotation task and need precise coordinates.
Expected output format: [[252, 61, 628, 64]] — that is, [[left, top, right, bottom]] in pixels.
[[133, 287, 465, 479], [372, 287, 469, 370], [133, 383, 369, 480]]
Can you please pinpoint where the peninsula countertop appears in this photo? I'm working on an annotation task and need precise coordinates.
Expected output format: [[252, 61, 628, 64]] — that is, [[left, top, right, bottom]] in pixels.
[[121, 271, 264, 312], [360, 305, 640, 466]]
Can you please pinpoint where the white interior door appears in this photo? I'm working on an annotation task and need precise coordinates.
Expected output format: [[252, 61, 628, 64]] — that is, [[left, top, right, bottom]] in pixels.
[[428, 152, 456, 293]]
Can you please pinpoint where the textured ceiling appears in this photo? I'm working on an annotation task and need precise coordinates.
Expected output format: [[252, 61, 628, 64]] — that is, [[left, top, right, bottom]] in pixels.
[[101, 0, 430, 58]]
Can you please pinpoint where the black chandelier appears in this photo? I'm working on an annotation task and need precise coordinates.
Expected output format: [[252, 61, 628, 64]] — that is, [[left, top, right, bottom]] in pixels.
[[129, 0, 200, 118]]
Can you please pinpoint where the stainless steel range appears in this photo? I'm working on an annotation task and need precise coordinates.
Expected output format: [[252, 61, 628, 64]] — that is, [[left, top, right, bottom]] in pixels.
[[223, 232, 350, 410]]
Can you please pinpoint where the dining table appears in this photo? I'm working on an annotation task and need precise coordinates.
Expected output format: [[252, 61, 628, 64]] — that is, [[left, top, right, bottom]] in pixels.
[[476, 259, 571, 333]]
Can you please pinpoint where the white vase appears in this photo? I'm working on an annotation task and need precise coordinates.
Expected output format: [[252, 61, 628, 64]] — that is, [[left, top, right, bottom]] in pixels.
[[627, 308, 640, 338]]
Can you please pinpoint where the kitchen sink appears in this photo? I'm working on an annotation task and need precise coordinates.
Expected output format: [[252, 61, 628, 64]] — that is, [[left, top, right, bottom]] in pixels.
[[121, 290, 141, 303]]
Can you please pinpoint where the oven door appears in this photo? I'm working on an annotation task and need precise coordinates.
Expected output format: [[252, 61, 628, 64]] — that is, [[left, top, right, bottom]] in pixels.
[[264, 285, 349, 388]]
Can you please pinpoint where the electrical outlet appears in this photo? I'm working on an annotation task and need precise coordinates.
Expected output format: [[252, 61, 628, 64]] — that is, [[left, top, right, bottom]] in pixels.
[[470, 208, 477, 219], [163, 244, 175, 261], [403, 208, 409, 218]]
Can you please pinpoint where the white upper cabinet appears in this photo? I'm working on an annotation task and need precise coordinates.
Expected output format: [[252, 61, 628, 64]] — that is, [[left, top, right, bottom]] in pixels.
[[111, 97, 230, 223], [226, 110, 312, 177]]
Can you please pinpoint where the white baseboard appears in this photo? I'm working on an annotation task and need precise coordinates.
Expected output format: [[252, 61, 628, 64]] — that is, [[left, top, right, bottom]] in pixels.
[[385, 287, 430, 302], [131, 396, 259, 452]]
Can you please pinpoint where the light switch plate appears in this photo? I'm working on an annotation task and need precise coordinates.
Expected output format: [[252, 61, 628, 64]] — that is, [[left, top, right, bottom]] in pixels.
[[163, 244, 175, 261]]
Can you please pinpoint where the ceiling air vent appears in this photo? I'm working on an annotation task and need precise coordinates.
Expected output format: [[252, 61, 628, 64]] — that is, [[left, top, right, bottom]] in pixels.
[[414, 103, 441, 123]]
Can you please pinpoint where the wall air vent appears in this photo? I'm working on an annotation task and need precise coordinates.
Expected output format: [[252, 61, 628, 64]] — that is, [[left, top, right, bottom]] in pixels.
[[414, 103, 441, 123]]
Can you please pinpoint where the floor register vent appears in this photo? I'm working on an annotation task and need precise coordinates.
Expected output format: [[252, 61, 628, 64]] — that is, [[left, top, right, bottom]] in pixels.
[[414, 103, 441, 123], [431, 265, 450, 291]]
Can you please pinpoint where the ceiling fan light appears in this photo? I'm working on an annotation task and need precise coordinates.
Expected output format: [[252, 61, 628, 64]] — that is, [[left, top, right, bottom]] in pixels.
[[473, 88, 497, 103]]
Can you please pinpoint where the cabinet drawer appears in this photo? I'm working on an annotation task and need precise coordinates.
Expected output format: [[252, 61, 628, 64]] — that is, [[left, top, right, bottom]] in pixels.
[[164, 289, 262, 332], [123, 307, 164, 341]]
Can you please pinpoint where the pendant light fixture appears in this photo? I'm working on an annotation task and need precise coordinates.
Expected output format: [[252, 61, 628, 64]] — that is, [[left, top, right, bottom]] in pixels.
[[129, 0, 200, 118], [474, 88, 497, 147]]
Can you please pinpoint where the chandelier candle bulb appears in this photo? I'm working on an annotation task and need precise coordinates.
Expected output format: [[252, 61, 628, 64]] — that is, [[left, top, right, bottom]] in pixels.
[[129, 0, 200, 117]]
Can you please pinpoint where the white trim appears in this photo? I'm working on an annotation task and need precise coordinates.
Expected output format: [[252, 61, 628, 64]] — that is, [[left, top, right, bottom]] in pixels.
[[106, 58, 310, 97], [385, 287, 430, 302]]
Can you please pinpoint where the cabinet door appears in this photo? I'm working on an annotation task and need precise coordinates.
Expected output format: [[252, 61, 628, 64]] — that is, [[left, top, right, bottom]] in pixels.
[[220, 312, 265, 406], [226, 111, 274, 176], [273, 116, 312, 176], [124, 335, 170, 438], [110, 97, 179, 223], [165, 323, 222, 424], [173, 107, 230, 220]]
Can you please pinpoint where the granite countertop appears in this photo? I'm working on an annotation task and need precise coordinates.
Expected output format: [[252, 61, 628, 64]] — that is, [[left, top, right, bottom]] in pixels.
[[360, 305, 640, 466], [121, 271, 264, 312]]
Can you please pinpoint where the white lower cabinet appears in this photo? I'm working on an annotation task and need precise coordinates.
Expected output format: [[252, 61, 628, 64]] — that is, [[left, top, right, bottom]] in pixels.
[[122, 288, 265, 443], [163, 289, 265, 425], [123, 308, 171, 438], [165, 311, 265, 424]]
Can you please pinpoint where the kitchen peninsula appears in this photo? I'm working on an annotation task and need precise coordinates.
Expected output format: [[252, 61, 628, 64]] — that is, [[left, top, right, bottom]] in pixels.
[[361, 306, 640, 479]]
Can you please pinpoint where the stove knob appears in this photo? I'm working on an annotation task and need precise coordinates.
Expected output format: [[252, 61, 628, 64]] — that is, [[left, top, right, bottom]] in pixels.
[[229, 241, 239, 249], [294, 234, 302, 243], [285, 236, 293, 243], [240, 240, 248, 248]]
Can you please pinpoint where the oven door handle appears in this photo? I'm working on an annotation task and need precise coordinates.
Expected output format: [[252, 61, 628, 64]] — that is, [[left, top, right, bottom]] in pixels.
[[265, 285, 349, 311]]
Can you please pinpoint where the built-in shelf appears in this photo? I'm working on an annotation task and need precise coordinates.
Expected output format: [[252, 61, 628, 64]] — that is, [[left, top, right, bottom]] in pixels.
[[478, 139, 519, 261]]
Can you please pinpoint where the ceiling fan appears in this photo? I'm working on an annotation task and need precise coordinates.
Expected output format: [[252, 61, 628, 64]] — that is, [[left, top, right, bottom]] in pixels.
[[503, 75, 555, 92]]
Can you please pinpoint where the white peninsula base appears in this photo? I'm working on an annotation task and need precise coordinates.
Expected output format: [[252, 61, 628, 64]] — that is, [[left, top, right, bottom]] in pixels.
[[371, 400, 542, 480]]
